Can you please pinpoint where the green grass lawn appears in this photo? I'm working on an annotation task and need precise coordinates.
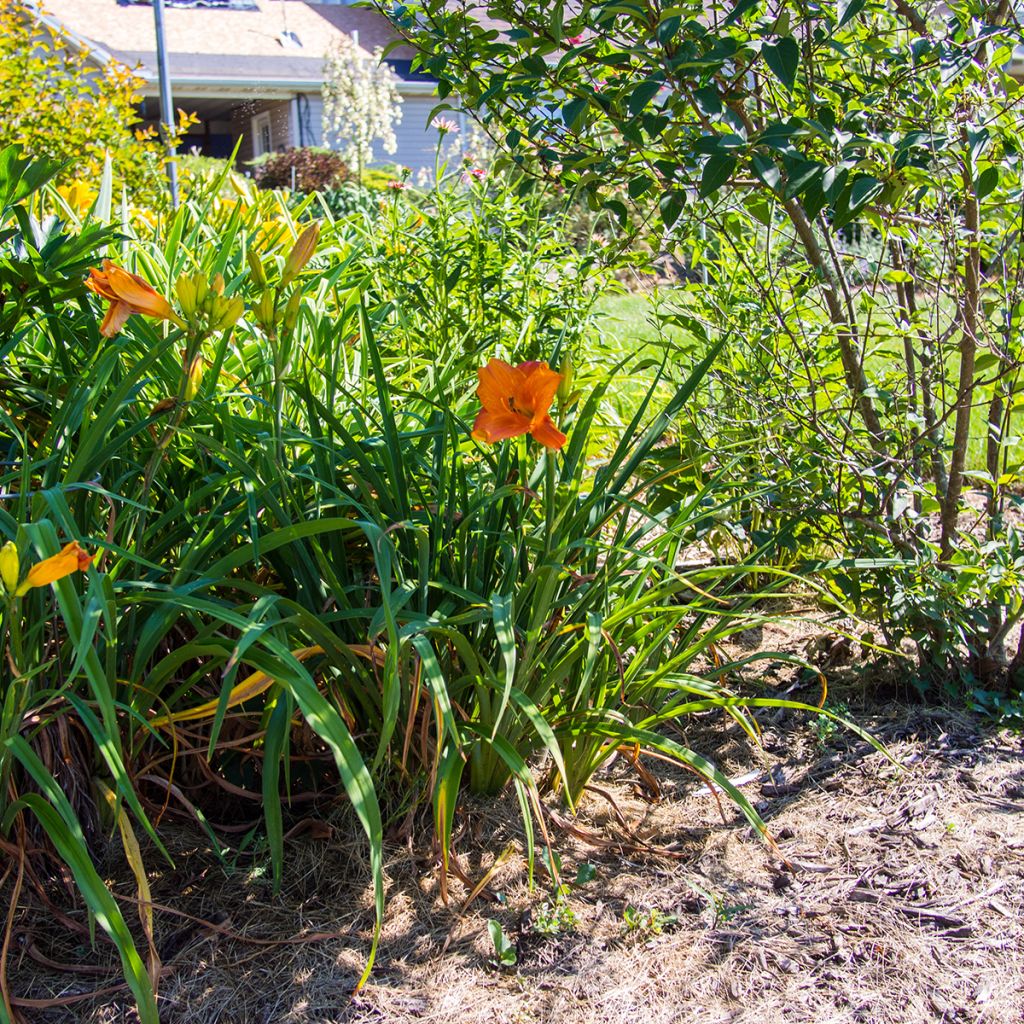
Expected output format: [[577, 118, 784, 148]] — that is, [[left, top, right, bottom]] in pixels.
[[593, 291, 680, 350], [592, 289, 1021, 478]]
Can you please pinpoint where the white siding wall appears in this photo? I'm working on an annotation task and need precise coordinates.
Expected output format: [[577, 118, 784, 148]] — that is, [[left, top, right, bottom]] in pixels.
[[316, 91, 443, 177], [380, 95, 441, 175]]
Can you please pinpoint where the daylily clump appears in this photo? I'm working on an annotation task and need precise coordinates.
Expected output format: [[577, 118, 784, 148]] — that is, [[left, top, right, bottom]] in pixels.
[[472, 358, 567, 449], [0, 540, 93, 598], [86, 260, 183, 337]]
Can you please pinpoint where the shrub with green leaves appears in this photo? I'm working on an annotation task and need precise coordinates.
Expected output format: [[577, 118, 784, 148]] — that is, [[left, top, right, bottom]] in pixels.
[[391, 0, 1024, 696]]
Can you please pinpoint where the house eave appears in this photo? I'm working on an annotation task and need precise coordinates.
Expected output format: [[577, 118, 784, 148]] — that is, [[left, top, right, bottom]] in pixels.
[[135, 75, 438, 99], [28, 3, 119, 69]]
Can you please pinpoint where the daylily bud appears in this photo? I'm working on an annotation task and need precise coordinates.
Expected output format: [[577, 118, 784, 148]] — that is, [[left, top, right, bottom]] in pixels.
[[192, 271, 209, 310], [283, 289, 303, 333], [246, 248, 267, 289], [175, 273, 198, 317], [280, 223, 319, 288], [210, 273, 225, 298], [211, 294, 245, 332], [255, 291, 277, 331], [0, 541, 19, 594], [557, 353, 574, 406], [183, 351, 204, 401]]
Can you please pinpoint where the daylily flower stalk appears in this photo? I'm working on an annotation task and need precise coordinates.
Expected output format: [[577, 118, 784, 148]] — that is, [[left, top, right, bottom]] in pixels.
[[86, 260, 185, 337]]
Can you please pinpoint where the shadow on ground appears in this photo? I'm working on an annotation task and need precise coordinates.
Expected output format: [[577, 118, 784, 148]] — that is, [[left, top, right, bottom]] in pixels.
[[10, 681, 1024, 1024]]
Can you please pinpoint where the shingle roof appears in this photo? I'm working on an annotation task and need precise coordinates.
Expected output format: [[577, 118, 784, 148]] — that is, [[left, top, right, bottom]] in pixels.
[[34, 0, 413, 84]]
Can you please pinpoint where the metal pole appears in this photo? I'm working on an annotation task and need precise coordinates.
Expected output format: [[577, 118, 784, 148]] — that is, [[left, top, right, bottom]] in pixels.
[[152, 0, 179, 208]]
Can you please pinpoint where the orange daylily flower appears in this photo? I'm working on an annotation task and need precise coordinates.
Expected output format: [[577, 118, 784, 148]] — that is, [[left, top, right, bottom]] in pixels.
[[86, 260, 181, 337], [14, 541, 93, 597], [472, 359, 567, 450]]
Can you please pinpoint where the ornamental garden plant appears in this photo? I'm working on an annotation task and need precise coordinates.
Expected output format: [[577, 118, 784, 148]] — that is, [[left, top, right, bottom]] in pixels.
[[3, 0, 1024, 1016], [0, 145, 885, 1020], [396, 0, 1024, 701]]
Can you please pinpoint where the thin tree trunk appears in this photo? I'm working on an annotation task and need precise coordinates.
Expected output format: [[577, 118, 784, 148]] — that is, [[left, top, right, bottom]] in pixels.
[[939, 144, 981, 560], [985, 385, 1005, 527], [891, 237, 950, 497], [782, 197, 887, 452]]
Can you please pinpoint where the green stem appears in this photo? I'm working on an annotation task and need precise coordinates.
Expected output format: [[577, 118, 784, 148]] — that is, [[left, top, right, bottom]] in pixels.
[[544, 448, 556, 556]]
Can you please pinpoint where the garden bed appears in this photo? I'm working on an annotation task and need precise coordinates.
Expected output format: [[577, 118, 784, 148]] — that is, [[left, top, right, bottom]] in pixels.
[[13, 672, 1023, 1024]]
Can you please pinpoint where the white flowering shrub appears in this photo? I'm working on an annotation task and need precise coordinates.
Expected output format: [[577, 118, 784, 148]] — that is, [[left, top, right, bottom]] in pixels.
[[322, 37, 403, 178]]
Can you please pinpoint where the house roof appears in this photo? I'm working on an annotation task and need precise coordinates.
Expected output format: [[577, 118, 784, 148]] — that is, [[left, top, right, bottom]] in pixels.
[[34, 0, 416, 88]]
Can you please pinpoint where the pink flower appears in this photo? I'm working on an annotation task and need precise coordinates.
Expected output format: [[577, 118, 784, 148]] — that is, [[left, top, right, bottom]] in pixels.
[[387, 180, 409, 191], [566, 34, 584, 46], [467, 168, 485, 180], [432, 116, 460, 134]]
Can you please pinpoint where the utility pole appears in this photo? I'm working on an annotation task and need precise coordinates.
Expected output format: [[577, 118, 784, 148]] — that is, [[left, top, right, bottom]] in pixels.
[[152, 0, 179, 208]]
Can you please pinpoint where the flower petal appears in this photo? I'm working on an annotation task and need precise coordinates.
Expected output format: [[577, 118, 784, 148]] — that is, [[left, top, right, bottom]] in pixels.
[[472, 408, 531, 443], [100, 300, 134, 337], [529, 415, 567, 450], [104, 263, 175, 319], [519, 362, 562, 420], [18, 541, 92, 593], [85, 267, 119, 302], [477, 359, 525, 414]]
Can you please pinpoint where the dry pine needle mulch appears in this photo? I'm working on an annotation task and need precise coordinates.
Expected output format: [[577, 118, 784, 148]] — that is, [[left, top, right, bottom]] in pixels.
[[8, 697, 1024, 1024]]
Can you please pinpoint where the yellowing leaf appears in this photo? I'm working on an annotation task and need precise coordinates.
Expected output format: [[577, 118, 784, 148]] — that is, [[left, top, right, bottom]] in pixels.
[[149, 645, 324, 728]]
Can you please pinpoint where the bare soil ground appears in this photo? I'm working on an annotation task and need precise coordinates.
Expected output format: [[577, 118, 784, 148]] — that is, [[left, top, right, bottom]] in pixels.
[[9, 648, 1024, 1024]]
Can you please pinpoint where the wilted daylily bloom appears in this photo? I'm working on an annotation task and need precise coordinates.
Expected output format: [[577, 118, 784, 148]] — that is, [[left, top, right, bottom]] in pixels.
[[86, 260, 181, 337], [0, 540, 93, 598], [472, 359, 567, 450]]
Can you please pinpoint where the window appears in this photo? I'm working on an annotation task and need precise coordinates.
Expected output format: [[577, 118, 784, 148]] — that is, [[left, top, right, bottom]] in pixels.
[[252, 111, 272, 157]]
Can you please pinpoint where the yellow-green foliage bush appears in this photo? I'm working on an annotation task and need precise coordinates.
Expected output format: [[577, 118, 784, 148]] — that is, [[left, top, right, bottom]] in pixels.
[[0, 0, 187, 203]]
